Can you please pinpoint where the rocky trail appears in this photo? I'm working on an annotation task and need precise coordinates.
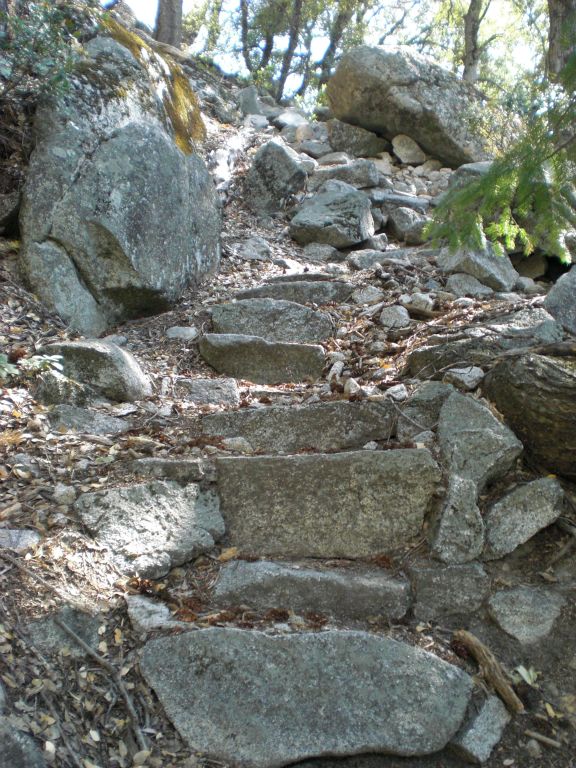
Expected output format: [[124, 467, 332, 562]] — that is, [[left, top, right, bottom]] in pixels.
[[1, 24, 576, 768]]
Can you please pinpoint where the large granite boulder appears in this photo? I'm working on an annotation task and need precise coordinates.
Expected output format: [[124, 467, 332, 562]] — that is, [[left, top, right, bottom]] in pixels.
[[483, 352, 576, 479], [543, 265, 576, 334], [20, 29, 220, 336], [326, 46, 496, 167], [140, 629, 472, 766]]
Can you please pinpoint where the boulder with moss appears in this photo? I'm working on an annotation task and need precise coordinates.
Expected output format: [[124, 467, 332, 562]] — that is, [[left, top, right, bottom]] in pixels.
[[20, 22, 221, 336]]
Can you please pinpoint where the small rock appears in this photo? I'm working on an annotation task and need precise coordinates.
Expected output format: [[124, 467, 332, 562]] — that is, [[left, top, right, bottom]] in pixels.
[[443, 366, 485, 391], [302, 243, 340, 262], [126, 595, 187, 634], [483, 478, 565, 560], [410, 562, 490, 621], [386, 384, 408, 401], [237, 279, 354, 305], [344, 378, 361, 396], [379, 305, 411, 331], [446, 273, 494, 298], [0, 529, 41, 553], [392, 134, 427, 165], [52, 483, 77, 505], [431, 476, 484, 564], [221, 436, 254, 454], [166, 326, 199, 341], [351, 286, 385, 305], [326, 119, 389, 157], [48, 404, 130, 435], [516, 276, 542, 295], [524, 738, 542, 758], [438, 245, 519, 291], [388, 207, 429, 244], [400, 292, 435, 313], [488, 587, 566, 644], [450, 695, 511, 764], [26, 606, 101, 658]]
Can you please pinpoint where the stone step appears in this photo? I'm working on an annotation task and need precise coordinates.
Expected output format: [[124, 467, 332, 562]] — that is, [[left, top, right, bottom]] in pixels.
[[213, 559, 411, 621], [199, 333, 325, 384], [216, 449, 441, 557], [140, 628, 473, 768], [236, 279, 353, 304], [211, 298, 333, 343], [201, 399, 395, 453]]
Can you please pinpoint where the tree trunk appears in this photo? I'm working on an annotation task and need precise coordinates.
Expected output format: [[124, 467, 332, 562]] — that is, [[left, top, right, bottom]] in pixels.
[[462, 0, 490, 82], [155, 0, 183, 48], [275, 0, 304, 101], [317, 5, 354, 87], [547, 0, 576, 78]]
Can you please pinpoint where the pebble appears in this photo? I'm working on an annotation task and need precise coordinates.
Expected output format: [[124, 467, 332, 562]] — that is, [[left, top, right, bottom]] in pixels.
[[166, 326, 199, 341]]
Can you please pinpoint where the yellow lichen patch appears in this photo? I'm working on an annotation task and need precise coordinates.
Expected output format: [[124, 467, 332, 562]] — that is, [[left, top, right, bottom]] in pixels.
[[102, 16, 205, 154], [162, 66, 206, 154]]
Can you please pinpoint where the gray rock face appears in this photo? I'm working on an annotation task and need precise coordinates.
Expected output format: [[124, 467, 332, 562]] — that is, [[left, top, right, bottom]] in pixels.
[[308, 160, 380, 191], [488, 587, 566, 644], [432, 476, 485, 564], [246, 138, 308, 212], [397, 381, 454, 441], [290, 181, 374, 248], [437, 246, 519, 291], [446, 273, 494, 298], [443, 366, 485, 391], [388, 207, 429, 245], [543, 265, 576, 334], [0, 717, 47, 768], [20, 36, 220, 335], [177, 376, 240, 407], [448, 161, 493, 190], [237, 280, 353, 305], [43, 341, 151, 402], [202, 401, 395, 454], [483, 478, 565, 560], [438, 392, 523, 492], [216, 449, 441, 557], [47, 404, 130, 435], [73, 481, 224, 577], [0, 529, 41, 553], [199, 334, 325, 384], [326, 119, 389, 157], [379, 305, 412, 332], [409, 563, 490, 621], [211, 298, 333, 343], [450, 696, 511, 764], [483, 353, 576, 479], [392, 134, 427, 165], [347, 249, 387, 270], [408, 308, 563, 377], [214, 561, 411, 621], [327, 46, 495, 167], [26, 606, 101, 658], [140, 629, 473, 767]]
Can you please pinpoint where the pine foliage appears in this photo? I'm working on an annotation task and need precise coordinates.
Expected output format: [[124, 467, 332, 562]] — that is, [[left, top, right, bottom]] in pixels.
[[426, 54, 576, 263]]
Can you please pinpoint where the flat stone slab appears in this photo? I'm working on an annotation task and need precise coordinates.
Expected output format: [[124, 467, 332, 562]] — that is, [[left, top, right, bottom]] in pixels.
[[128, 458, 204, 483], [216, 449, 441, 557], [431, 476, 484, 564], [437, 392, 523, 492], [48, 404, 130, 435], [236, 280, 353, 305], [176, 376, 240, 407], [483, 478, 564, 560], [202, 400, 395, 453], [199, 334, 325, 384], [488, 587, 566, 644], [140, 629, 473, 767], [74, 481, 224, 578], [213, 560, 411, 621], [211, 298, 333, 343]]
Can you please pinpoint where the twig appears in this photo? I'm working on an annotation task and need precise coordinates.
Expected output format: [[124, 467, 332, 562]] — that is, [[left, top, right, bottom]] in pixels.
[[453, 629, 525, 714], [524, 729, 562, 748], [53, 617, 148, 753]]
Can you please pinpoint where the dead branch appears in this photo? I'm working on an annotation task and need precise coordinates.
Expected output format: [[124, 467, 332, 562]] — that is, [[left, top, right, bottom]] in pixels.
[[453, 629, 525, 714]]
